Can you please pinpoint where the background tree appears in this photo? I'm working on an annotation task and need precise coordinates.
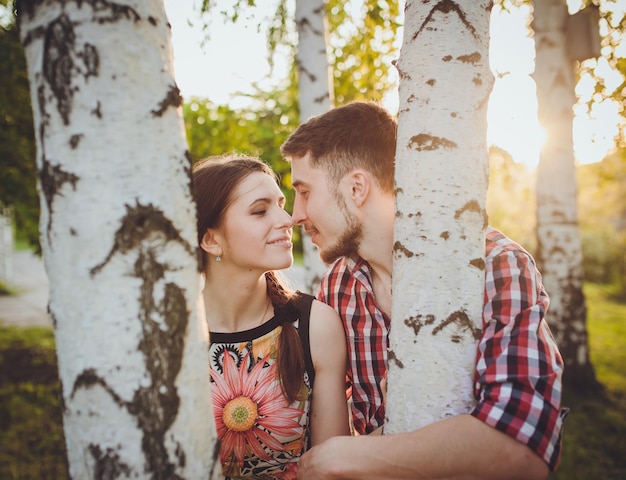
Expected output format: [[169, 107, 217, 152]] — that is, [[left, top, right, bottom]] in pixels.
[[293, 0, 334, 292], [532, 0, 601, 391], [387, 0, 492, 431], [15, 0, 220, 477]]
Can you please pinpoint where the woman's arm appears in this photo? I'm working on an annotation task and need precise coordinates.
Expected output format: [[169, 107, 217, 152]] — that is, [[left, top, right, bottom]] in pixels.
[[308, 300, 351, 445]]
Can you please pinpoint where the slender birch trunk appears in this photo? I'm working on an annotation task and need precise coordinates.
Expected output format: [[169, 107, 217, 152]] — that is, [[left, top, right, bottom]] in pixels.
[[16, 1, 220, 477], [295, 0, 333, 293], [387, 0, 492, 432], [532, 0, 599, 391]]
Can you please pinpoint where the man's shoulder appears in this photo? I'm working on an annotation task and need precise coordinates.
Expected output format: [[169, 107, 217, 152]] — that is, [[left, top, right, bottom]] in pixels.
[[486, 227, 528, 258]]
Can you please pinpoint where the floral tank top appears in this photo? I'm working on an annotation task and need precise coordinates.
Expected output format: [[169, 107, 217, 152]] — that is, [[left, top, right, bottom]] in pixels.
[[209, 293, 315, 480]]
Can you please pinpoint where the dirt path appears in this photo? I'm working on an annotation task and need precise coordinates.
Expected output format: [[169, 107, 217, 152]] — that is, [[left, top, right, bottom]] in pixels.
[[0, 250, 50, 327]]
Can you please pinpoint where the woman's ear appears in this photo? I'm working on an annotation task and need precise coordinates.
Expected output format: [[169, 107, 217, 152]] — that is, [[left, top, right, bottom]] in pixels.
[[348, 169, 371, 208], [200, 229, 222, 258]]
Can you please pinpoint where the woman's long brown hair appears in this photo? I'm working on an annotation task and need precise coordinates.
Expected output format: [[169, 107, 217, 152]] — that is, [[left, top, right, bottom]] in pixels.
[[193, 155, 306, 404]]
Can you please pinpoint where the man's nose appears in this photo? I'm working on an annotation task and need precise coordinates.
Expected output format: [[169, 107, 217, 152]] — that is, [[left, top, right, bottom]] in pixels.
[[291, 196, 307, 225]]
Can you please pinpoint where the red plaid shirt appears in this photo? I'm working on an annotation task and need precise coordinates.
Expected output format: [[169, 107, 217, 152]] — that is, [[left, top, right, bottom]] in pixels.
[[317, 227, 566, 470]]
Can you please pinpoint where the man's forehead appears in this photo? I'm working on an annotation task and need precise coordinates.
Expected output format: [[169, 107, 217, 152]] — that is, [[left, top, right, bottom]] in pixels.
[[291, 159, 328, 186]]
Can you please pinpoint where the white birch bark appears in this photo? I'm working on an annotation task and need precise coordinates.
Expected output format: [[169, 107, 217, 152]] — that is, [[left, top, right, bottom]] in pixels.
[[387, 0, 492, 432], [17, 1, 221, 477], [532, 0, 597, 389], [295, 0, 333, 293]]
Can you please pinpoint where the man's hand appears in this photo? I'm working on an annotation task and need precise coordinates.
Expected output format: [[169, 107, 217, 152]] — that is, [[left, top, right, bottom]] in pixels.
[[297, 437, 345, 480]]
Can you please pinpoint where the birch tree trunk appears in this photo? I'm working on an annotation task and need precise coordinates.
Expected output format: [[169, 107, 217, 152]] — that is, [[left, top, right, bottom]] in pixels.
[[387, 0, 492, 432], [16, 1, 221, 477], [295, 0, 333, 293], [532, 0, 599, 391]]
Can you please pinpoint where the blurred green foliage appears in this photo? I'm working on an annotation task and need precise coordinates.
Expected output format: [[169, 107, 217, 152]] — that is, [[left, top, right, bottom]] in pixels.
[[0, 3, 39, 252]]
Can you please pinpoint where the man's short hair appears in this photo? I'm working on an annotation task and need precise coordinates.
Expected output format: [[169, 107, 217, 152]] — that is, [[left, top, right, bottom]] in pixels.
[[281, 102, 397, 193]]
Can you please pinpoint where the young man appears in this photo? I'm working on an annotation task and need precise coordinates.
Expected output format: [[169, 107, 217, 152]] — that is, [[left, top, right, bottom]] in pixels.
[[281, 102, 566, 479]]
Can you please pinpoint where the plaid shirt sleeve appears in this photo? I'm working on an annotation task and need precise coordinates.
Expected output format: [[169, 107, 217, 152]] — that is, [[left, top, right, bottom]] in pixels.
[[471, 229, 567, 471]]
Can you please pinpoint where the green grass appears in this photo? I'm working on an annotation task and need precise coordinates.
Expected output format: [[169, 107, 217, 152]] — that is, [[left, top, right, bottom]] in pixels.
[[0, 327, 67, 479], [0, 284, 624, 478], [550, 283, 626, 479]]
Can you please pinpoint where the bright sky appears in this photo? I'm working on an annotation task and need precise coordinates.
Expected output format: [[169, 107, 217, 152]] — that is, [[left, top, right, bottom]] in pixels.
[[164, 0, 620, 167]]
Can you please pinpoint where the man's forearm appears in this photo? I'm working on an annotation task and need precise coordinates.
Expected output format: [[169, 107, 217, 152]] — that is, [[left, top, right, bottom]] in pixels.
[[298, 414, 549, 480]]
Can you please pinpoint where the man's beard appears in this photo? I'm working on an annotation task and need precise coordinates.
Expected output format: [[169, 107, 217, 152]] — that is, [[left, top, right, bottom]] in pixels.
[[319, 211, 362, 264]]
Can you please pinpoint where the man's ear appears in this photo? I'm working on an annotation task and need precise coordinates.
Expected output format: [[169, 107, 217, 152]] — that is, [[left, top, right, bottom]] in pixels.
[[347, 169, 372, 208], [200, 229, 222, 258]]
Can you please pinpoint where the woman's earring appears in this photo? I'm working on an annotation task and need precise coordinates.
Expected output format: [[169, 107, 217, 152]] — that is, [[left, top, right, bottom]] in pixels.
[[216, 255, 222, 262]]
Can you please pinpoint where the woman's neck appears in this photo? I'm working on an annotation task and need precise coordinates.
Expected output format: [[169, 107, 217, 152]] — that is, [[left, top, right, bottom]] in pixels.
[[202, 270, 273, 333]]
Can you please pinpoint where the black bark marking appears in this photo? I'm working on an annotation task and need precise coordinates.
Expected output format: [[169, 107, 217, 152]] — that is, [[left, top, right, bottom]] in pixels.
[[454, 199, 488, 228], [91, 101, 102, 118], [71, 368, 125, 404], [409, 134, 457, 151], [43, 14, 76, 125], [88, 444, 133, 480], [387, 350, 404, 369], [405, 313, 436, 336], [129, 251, 187, 479], [90, 0, 141, 24], [470, 257, 485, 270], [151, 85, 183, 117], [73, 257, 190, 478], [90, 201, 194, 276], [393, 241, 415, 258], [81, 43, 100, 78], [314, 92, 331, 105], [49, 307, 58, 329], [39, 158, 80, 237], [84, 201, 195, 477], [296, 57, 318, 83], [175, 442, 186, 468], [297, 16, 323, 38], [412, 0, 479, 41], [432, 309, 482, 341], [458, 52, 481, 64], [15, 0, 46, 25], [209, 440, 222, 478], [148, 16, 157, 26], [69, 134, 83, 149]]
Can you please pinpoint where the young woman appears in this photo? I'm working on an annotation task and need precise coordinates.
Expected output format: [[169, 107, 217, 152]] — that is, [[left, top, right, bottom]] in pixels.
[[193, 155, 349, 479]]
